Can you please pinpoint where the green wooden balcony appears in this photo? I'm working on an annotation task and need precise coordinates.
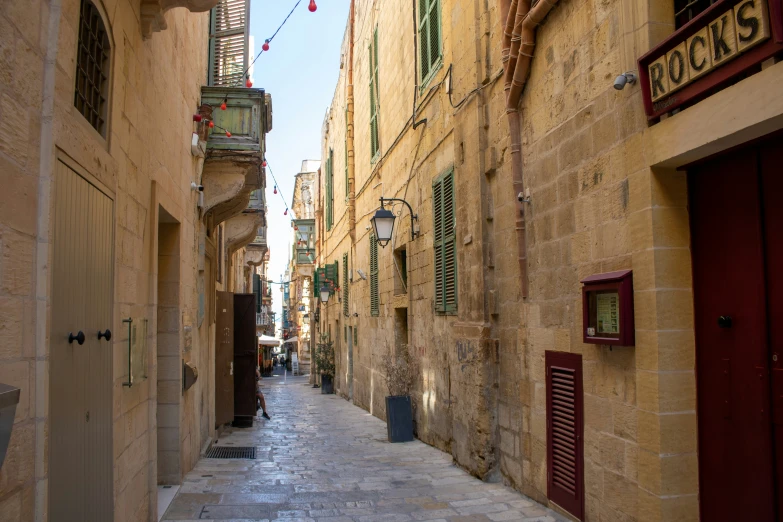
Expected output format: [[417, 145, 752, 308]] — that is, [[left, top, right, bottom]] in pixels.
[[201, 86, 273, 152]]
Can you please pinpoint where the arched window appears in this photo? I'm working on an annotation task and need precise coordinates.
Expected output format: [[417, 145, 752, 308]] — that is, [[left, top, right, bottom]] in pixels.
[[74, 0, 111, 137]]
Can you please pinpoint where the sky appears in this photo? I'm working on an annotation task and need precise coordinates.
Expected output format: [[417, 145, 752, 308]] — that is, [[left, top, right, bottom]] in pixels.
[[249, 0, 350, 330]]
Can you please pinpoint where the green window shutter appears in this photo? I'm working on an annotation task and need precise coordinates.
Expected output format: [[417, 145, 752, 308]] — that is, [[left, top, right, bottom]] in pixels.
[[343, 253, 349, 317], [370, 234, 379, 316], [418, 0, 441, 86], [433, 169, 456, 314], [253, 274, 261, 313], [353, 326, 358, 344], [326, 148, 334, 230], [369, 28, 380, 161]]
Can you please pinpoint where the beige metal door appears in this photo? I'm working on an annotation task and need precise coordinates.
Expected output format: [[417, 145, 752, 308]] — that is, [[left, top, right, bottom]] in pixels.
[[215, 291, 234, 427], [50, 160, 114, 521]]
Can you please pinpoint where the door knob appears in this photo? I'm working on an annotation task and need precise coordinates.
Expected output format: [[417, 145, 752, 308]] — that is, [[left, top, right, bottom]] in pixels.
[[98, 329, 112, 341], [718, 316, 733, 328], [69, 331, 85, 345]]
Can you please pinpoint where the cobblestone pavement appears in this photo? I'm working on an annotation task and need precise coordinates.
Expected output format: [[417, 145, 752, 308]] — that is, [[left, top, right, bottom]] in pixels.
[[162, 373, 566, 522]]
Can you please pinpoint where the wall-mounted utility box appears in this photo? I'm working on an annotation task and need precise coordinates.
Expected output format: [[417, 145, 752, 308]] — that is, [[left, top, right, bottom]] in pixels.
[[581, 270, 634, 346]]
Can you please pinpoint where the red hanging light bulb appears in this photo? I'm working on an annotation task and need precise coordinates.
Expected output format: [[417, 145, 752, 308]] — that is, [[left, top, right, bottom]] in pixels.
[[225, 131, 232, 137], [220, 100, 227, 110], [263, 160, 267, 167], [284, 209, 288, 216], [246, 78, 253, 88], [208, 120, 214, 128], [273, 186, 277, 194], [308, 0, 317, 12], [262, 39, 270, 51]]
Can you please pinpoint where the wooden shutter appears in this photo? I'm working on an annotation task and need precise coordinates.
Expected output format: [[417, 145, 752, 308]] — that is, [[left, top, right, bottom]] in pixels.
[[253, 273, 261, 313], [433, 170, 456, 314], [546, 351, 584, 521], [208, 0, 250, 86], [326, 149, 334, 230], [369, 28, 380, 160], [418, 0, 441, 83], [370, 234, 379, 316], [343, 253, 349, 317]]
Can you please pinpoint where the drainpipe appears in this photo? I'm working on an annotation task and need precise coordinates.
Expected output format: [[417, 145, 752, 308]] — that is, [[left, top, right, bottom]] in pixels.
[[501, 0, 561, 298], [348, 0, 356, 242]]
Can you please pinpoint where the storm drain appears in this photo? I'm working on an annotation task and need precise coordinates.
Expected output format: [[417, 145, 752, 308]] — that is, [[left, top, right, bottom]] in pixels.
[[204, 446, 256, 459]]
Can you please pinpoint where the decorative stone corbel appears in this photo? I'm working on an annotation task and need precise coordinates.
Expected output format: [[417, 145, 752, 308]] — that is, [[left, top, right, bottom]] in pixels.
[[201, 157, 260, 225], [225, 214, 264, 258], [244, 246, 268, 267], [141, 0, 220, 39]]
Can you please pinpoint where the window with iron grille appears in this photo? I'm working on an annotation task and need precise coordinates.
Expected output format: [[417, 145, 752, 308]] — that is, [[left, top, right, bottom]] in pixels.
[[326, 149, 334, 230], [433, 169, 456, 314], [370, 234, 379, 316], [343, 253, 349, 317], [208, 0, 250, 86], [74, 0, 111, 137], [418, 0, 442, 88], [369, 27, 380, 162], [674, 0, 718, 29]]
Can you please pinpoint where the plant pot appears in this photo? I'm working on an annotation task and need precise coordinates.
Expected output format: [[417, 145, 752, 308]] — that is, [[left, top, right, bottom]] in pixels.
[[321, 374, 334, 394], [385, 395, 413, 443]]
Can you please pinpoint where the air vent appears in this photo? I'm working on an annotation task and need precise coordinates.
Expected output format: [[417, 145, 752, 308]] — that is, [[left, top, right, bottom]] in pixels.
[[205, 446, 256, 459]]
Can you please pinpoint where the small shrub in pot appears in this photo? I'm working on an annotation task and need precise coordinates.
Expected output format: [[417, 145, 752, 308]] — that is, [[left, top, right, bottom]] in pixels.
[[382, 346, 418, 443], [315, 335, 335, 394]]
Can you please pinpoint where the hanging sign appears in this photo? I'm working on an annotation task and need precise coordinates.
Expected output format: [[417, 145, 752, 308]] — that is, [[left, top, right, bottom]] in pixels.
[[638, 0, 783, 119]]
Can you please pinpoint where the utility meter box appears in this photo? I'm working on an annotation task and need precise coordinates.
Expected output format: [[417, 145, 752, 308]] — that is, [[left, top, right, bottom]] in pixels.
[[581, 270, 635, 346]]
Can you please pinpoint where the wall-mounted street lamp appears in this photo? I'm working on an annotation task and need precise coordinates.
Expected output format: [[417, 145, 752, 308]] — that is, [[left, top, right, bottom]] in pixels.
[[371, 197, 419, 247], [320, 286, 330, 303], [303, 313, 310, 324]]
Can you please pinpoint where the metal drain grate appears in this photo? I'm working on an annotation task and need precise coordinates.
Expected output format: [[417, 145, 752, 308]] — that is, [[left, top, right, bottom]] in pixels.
[[205, 446, 256, 459]]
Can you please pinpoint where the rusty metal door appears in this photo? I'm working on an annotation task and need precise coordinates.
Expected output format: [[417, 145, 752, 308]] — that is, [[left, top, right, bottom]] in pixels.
[[215, 291, 234, 427], [50, 160, 114, 521]]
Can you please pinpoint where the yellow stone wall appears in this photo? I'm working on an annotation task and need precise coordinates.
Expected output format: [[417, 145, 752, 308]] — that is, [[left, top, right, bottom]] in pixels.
[[0, 0, 217, 519], [319, 1, 783, 521]]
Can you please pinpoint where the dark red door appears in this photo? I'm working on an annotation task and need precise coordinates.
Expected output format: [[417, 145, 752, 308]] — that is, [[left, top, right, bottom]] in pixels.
[[761, 138, 783, 521], [689, 134, 781, 521]]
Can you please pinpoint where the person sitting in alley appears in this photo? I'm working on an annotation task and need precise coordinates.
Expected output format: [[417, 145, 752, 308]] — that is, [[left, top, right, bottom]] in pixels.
[[256, 366, 271, 420]]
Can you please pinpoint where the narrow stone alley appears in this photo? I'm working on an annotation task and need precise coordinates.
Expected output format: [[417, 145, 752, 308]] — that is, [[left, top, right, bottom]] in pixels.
[[160, 373, 566, 522]]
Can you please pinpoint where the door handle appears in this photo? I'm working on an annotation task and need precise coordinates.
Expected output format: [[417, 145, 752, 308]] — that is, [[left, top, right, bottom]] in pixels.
[[98, 329, 112, 341], [718, 315, 733, 328], [68, 331, 85, 345]]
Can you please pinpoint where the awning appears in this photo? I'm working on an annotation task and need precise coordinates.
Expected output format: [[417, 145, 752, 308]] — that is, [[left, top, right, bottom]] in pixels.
[[258, 335, 280, 346], [283, 336, 298, 344]]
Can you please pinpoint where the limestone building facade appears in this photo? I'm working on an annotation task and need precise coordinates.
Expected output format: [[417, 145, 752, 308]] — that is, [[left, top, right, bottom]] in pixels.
[[0, 0, 271, 519], [316, 0, 783, 521]]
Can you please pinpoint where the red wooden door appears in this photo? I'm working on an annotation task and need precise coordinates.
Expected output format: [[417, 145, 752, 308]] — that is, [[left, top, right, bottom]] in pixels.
[[760, 137, 783, 521], [689, 136, 781, 521]]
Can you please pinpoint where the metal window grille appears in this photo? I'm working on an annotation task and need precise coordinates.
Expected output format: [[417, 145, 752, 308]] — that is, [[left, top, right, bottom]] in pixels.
[[74, 0, 110, 136]]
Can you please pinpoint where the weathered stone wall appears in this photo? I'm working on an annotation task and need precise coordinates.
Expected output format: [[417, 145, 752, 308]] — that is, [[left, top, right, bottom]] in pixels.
[[0, 0, 214, 519]]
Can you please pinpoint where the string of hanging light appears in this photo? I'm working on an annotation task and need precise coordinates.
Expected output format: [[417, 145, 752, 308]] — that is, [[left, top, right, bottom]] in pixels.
[[265, 161, 293, 218]]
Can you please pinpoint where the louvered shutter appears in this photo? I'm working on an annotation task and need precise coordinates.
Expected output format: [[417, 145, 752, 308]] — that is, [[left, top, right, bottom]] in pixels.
[[546, 351, 584, 521], [253, 274, 261, 313], [418, 0, 430, 81], [418, 0, 441, 83], [369, 29, 380, 161], [326, 149, 334, 230], [433, 170, 456, 314], [432, 177, 444, 312], [343, 253, 349, 317], [370, 234, 379, 316], [208, 0, 250, 87]]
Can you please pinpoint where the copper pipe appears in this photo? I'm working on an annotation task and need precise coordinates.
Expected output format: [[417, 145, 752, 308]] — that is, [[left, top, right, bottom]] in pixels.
[[507, 0, 561, 107]]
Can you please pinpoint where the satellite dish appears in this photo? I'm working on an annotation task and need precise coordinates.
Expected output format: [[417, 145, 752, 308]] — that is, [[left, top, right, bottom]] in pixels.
[[356, 269, 367, 281]]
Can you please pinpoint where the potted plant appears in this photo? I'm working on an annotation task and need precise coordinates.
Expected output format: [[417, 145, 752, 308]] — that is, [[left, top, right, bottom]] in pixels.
[[382, 346, 418, 443], [315, 335, 335, 394]]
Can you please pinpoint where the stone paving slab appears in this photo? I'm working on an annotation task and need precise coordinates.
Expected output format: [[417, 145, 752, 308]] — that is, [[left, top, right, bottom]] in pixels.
[[161, 374, 566, 522]]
